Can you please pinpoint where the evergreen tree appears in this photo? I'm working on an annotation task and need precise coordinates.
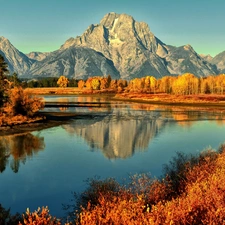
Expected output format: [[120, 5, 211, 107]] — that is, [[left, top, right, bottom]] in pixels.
[[0, 55, 9, 107]]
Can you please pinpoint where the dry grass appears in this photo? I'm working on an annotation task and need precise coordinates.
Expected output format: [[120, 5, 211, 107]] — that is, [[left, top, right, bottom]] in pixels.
[[115, 93, 225, 106]]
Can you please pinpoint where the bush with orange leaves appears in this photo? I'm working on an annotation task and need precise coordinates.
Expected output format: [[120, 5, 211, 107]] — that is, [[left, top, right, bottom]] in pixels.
[[75, 146, 225, 225], [0, 87, 44, 126], [18, 207, 63, 225]]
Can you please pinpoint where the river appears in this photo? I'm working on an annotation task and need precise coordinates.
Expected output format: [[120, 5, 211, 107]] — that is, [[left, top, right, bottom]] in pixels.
[[1, 95, 225, 218]]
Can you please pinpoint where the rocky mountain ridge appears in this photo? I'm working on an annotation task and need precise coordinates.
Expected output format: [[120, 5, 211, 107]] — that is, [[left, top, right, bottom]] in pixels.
[[0, 12, 224, 79], [0, 36, 34, 76]]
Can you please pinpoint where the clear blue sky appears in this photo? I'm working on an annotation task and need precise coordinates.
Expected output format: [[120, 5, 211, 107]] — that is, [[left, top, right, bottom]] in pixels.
[[0, 0, 224, 56]]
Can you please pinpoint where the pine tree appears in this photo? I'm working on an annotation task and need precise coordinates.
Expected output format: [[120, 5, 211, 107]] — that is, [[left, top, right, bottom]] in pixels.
[[0, 55, 9, 107]]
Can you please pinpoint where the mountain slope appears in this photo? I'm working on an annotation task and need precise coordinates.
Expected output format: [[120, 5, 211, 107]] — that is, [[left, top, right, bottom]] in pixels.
[[26, 51, 50, 61], [29, 47, 120, 79], [165, 45, 218, 75], [0, 36, 34, 75], [211, 51, 225, 73]]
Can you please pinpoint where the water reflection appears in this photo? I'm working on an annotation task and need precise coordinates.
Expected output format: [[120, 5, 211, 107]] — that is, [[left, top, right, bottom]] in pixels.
[[62, 105, 225, 159], [0, 133, 45, 173], [42, 95, 113, 114], [63, 109, 166, 159]]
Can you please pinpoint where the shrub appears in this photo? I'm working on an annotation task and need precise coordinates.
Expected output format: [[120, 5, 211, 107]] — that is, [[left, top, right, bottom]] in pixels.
[[18, 207, 62, 225], [74, 145, 225, 224], [4, 87, 44, 117], [63, 177, 121, 221]]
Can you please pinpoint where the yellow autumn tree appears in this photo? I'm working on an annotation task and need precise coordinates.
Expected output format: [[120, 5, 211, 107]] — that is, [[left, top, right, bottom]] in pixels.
[[143, 76, 151, 92], [215, 74, 225, 94], [57, 76, 69, 88], [91, 77, 101, 90]]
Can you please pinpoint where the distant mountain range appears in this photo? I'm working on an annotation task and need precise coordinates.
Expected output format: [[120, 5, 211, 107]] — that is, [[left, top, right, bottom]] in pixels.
[[0, 12, 224, 79]]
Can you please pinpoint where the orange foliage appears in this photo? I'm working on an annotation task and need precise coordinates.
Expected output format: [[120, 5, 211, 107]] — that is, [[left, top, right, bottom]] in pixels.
[[57, 76, 69, 88], [78, 80, 85, 89], [6, 87, 44, 117], [0, 87, 44, 126], [74, 147, 225, 225], [18, 207, 63, 225]]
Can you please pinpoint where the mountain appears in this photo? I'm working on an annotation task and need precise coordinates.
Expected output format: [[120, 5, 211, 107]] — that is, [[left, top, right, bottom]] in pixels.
[[26, 52, 50, 61], [211, 51, 225, 73], [60, 12, 217, 78], [164, 45, 217, 75], [62, 108, 166, 159], [0, 13, 222, 78], [200, 54, 213, 63], [61, 13, 169, 79], [0, 36, 34, 75]]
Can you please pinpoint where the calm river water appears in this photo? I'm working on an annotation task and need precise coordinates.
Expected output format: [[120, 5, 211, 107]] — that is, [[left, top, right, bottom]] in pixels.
[[1, 95, 225, 218]]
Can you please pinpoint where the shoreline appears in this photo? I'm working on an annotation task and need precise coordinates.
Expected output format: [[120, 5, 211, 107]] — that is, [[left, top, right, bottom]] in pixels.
[[113, 93, 225, 107], [0, 112, 78, 136], [2, 92, 225, 136], [26, 87, 225, 106]]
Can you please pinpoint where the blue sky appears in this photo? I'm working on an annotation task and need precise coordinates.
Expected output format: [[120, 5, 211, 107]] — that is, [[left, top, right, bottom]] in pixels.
[[0, 0, 224, 56]]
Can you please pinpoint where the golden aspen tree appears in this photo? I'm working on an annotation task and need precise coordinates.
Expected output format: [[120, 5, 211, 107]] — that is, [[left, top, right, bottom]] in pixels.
[[144, 76, 151, 92], [57, 76, 69, 88], [91, 78, 101, 90], [206, 75, 216, 94], [78, 80, 85, 89], [215, 74, 225, 94], [85, 77, 93, 89], [100, 78, 109, 89], [150, 76, 157, 93], [110, 80, 118, 89]]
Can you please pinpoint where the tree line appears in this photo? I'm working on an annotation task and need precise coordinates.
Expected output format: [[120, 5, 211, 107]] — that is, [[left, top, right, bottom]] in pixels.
[[2, 51, 225, 95], [127, 73, 225, 95], [69, 73, 225, 95]]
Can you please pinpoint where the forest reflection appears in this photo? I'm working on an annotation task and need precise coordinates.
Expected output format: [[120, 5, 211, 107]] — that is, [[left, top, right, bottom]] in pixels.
[[0, 133, 45, 173], [62, 105, 225, 159]]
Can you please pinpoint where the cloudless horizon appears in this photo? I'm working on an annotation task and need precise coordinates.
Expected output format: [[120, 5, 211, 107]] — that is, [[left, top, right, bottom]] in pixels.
[[0, 0, 224, 57]]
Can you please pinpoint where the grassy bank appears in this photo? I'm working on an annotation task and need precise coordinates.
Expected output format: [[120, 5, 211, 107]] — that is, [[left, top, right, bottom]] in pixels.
[[115, 92, 225, 106]]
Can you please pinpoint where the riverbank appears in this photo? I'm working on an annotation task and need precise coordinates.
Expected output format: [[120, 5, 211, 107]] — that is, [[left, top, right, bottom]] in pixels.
[[0, 112, 78, 136], [25, 87, 116, 95], [114, 92, 225, 107], [26, 87, 225, 106]]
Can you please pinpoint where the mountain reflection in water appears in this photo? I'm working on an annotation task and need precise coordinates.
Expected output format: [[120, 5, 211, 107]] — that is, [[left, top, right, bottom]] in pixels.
[[62, 109, 166, 159], [61, 105, 225, 159], [0, 133, 45, 173]]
